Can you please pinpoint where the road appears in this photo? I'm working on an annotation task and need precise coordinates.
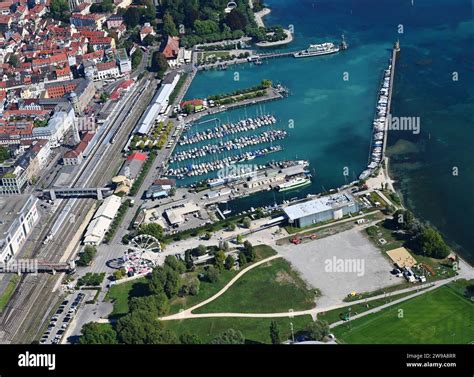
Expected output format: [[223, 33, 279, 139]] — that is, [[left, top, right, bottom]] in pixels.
[[0, 73, 158, 344]]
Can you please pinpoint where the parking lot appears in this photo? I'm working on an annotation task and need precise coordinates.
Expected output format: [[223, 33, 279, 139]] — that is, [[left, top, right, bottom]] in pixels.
[[273, 228, 398, 309], [39, 291, 93, 345]]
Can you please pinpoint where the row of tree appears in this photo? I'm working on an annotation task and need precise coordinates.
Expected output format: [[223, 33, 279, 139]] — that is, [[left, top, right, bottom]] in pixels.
[[392, 209, 451, 259]]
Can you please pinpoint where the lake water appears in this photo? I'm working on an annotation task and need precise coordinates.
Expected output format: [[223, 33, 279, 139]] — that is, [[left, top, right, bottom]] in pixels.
[[178, 0, 474, 264]]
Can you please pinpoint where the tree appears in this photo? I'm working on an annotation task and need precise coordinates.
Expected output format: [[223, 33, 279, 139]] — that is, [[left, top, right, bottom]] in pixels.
[[243, 240, 256, 262], [236, 234, 243, 244], [414, 226, 450, 259], [142, 0, 156, 23], [79, 323, 118, 344], [77, 245, 97, 266], [0, 147, 10, 163], [151, 51, 169, 76], [163, 267, 180, 298], [99, 92, 110, 103], [164, 255, 186, 274], [90, 0, 114, 13], [269, 320, 281, 344], [227, 223, 236, 231], [116, 310, 178, 344], [214, 250, 226, 269], [187, 277, 200, 296], [129, 293, 169, 315], [261, 79, 273, 88], [196, 244, 207, 256], [113, 269, 126, 281], [242, 216, 252, 229], [194, 19, 219, 36], [183, 103, 194, 114], [224, 255, 235, 270], [138, 223, 163, 240], [205, 266, 220, 283], [131, 49, 143, 70], [124, 7, 141, 28], [465, 284, 474, 300], [8, 55, 19, 68], [163, 12, 178, 36], [307, 320, 330, 341], [212, 329, 245, 344], [238, 252, 247, 266], [50, 0, 69, 22], [142, 34, 155, 46], [219, 240, 229, 252], [224, 9, 248, 31], [185, 249, 194, 270], [180, 333, 202, 344]]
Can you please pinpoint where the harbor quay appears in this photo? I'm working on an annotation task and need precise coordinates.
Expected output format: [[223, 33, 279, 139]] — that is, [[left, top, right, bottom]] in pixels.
[[183, 85, 287, 125], [137, 160, 311, 233]]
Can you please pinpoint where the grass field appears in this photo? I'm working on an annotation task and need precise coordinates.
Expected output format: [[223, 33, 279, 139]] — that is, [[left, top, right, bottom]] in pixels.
[[319, 288, 429, 324], [0, 275, 19, 313], [162, 315, 314, 344], [333, 280, 474, 344], [105, 278, 148, 319], [193, 258, 316, 314], [106, 245, 278, 317], [168, 245, 277, 314]]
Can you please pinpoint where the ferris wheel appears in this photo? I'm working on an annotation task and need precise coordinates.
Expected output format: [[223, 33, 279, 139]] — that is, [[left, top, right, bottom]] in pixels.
[[121, 234, 162, 274], [129, 234, 162, 254]]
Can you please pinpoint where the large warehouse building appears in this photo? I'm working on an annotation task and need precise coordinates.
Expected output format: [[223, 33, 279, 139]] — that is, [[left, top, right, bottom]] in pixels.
[[136, 72, 180, 135], [83, 195, 122, 245], [283, 193, 359, 228]]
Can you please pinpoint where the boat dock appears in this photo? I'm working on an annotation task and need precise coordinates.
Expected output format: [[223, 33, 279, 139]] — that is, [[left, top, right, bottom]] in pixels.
[[359, 41, 400, 181], [198, 160, 311, 203], [383, 42, 400, 154]]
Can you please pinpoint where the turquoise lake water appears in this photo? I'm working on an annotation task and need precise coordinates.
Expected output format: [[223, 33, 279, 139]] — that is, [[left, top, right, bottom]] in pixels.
[[178, 0, 474, 264]]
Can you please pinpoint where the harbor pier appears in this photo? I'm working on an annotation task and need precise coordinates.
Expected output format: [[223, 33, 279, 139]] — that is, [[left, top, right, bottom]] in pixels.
[[359, 41, 400, 181]]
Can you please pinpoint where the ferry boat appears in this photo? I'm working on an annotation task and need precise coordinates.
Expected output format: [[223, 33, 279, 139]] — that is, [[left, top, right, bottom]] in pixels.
[[294, 36, 347, 58], [276, 176, 311, 192]]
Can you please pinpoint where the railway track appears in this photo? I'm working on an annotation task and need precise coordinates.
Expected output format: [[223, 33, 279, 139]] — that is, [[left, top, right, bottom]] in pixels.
[[0, 75, 158, 343]]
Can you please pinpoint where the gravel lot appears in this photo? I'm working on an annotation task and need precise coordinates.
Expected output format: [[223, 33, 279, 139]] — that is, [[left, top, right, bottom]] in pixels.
[[273, 228, 398, 309]]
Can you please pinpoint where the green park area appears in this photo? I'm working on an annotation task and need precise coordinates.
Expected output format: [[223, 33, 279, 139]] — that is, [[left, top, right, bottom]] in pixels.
[[333, 280, 474, 344], [106, 245, 277, 318], [167, 245, 277, 314], [163, 315, 314, 344], [193, 258, 316, 314], [105, 277, 149, 320]]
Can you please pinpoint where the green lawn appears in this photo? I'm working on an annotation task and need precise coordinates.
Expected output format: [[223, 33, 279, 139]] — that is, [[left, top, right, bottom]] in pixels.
[[105, 278, 148, 319], [319, 288, 429, 324], [106, 245, 278, 317], [162, 315, 314, 344], [193, 258, 316, 314], [0, 275, 19, 312], [333, 281, 474, 344], [168, 245, 277, 314]]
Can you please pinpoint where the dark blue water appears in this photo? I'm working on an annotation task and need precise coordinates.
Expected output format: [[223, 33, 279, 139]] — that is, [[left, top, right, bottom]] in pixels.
[[181, 0, 474, 264]]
